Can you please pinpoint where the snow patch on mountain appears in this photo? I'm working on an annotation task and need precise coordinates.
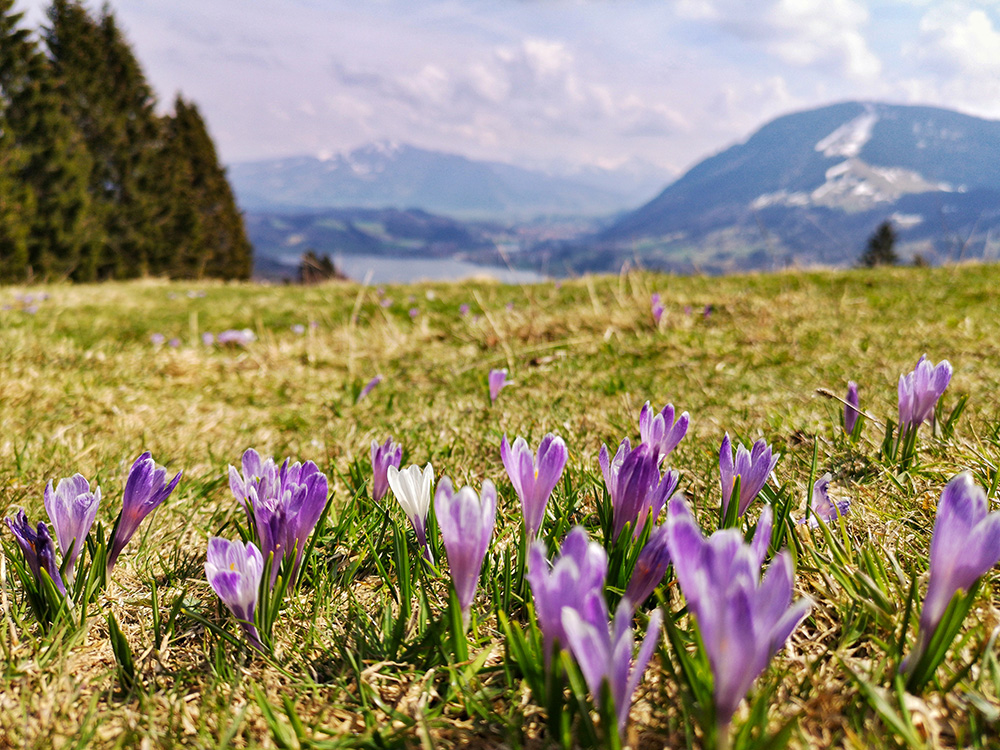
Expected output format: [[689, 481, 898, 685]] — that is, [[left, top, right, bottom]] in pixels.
[[815, 108, 878, 158]]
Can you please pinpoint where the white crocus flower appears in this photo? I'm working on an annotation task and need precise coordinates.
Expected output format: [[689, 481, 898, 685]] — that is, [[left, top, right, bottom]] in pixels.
[[387, 463, 435, 562]]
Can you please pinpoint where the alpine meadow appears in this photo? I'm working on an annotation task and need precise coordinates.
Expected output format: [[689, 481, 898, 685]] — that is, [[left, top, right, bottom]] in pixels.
[[1, 265, 999, 749]]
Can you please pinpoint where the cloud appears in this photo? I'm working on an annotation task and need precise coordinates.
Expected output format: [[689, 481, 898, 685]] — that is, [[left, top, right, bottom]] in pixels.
[[913, 5, 1000, 75], [677, 0, 881, 79], [328, 36, 689, 142]]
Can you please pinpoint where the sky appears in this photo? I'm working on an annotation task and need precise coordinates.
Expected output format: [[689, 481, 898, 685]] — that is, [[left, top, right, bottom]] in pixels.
[[16, 1, 1000, 177]]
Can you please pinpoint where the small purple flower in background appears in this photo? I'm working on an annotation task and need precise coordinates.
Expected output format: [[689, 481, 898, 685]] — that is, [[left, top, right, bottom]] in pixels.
[[844, 381, 860, 434], [217, 328, 256, 346], [387, 463, 435, 562], [5, 510, 66, 596], [409, 307, 419, 319], [150, 333, 166, 346], [24, 305, 38, 315], [202, 332, 214, 346], [168, 338, 180, 348], [684, 305, 692, 316], [291, 324, 306, 335], [527, 526, 608, 662], [703, 304, 713, 319], [107, 452, 182, 574], [562, 597, 663, 734], [555, 281, 563, 290], [624, 522, 672, 610], [376, 287, 385, 297], [435, 476, 497, 627], [459, 303, 470, 317], [650, 293, 664, 324], [309, 320, 319, 329], [902, 473, 1000, 675], [489, 368, 509, 403], [357, 375, 382, 403], [370, 437, 403, 503], [639, 401, 689, 461], [797, 473, 850, 527], [599, 440, 679, 540], [205, 537, 265, 651], [501, 433, 568, 539], [666, 497, 810, 734], [719, 433, 780, 519], [898, 355, 952, 432], [380, 298, 393, 308], [506, 301, 515, 311], [44, 474, 101, 580]]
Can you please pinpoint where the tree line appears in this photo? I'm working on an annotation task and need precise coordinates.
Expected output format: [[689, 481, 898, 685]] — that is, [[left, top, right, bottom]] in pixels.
[[0, 0, 251, 283]]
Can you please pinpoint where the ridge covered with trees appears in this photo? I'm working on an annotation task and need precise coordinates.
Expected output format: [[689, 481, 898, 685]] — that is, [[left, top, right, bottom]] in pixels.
[[0, 0, 251, 282]]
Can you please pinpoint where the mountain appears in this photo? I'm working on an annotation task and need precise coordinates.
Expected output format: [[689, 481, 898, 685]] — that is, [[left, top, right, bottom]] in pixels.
[[581, 102, 1000, 273], [229, 142, 668, 221]]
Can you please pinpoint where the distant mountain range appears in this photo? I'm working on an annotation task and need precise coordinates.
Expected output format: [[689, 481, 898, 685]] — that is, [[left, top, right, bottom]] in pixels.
[[230, 142, 670, 220], [238, 103, 1000, 278], [574, 101, 1000, 273]]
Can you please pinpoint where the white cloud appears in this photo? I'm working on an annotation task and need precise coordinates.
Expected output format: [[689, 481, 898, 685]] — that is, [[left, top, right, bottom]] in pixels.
[[914, 5, 1000, 75], [677, 0, 881, 79]]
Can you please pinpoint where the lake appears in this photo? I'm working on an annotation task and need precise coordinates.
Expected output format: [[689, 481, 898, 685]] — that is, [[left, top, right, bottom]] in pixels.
[[278, 252, 547, 284]]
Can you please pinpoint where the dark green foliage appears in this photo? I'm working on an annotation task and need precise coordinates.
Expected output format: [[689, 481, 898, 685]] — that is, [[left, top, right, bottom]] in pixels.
[[0, 0, 250, 284], [298, 249, 343, 284], [0, 0, 98, 282], [860, 220, 899, 268]]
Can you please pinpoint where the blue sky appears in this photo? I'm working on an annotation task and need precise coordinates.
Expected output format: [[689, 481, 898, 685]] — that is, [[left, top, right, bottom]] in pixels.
[[17, 1, 1000, 176]]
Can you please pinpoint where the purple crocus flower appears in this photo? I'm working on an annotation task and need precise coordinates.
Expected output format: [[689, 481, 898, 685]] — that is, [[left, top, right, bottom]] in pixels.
[[409, 307, 419, 318], [638, 402, 689, 461], [168, 338, 180, 348], [5, 510, 67, 596], [217, 328, 256, 346], [650, 293, 664, 324], [844, 381, 860, 435], [43, 474, 101, 580], [230, 450, 328, 586], [561, 596, 663, 733], [459, 303, 470, 317], [205, 537, 265, 651], [291, 324, 306, 335], [501, 433, 568, 539], [797, 473, 850, 527], [387, 463, 435, 562], [624, 523, 672, 610], [599, 440, 679, 541], [202, 332, 215, 346], [526, 526, 608, 662], [898, 355, 952, 431], [434, 476, 497, 627], [150, 333, 166, 346], [489, 368, 509, 403], [107, 452, 182, 574], [719, 433, 780, 519], [357, 375, 382, 403], [666, 497, 810, 731], [703, 304, 713, 319], [902, 473, 1000, 674], [370, 437, 403, 503]]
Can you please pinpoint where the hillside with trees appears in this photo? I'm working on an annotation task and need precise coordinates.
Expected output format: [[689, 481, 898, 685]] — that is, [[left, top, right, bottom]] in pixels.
[[0, 0, 250, 283]]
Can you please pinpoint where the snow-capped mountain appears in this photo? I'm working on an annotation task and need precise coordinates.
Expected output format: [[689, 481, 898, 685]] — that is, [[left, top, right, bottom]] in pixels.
[[594, 102, 1000, 272], [229, 141, 669, 220]]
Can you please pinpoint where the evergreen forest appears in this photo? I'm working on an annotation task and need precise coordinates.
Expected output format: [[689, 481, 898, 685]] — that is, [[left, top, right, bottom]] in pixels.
[[0, 0, 252, 282]]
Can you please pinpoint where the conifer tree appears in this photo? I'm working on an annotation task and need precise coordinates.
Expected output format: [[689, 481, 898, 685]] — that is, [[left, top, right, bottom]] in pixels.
[[162, 97, 252, 279], [45, 0, 164, 278], [0, 112, 32, 282], [0, 0, 97, 281]]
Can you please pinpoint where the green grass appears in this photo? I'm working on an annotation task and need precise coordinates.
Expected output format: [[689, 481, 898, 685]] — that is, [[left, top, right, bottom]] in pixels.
[[1, 265, 999, 748]]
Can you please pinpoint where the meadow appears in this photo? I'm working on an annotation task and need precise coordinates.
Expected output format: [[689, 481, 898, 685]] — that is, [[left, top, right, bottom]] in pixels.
[[1, 265, 998, 749]]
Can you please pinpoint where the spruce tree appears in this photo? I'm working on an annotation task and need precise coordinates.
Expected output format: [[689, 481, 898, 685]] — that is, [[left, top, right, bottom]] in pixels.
[[45, 0, 163, 278], [859, 220, 899, 268], [163, 97, 252, 279], [0, 111, 32, 282], [0, 0, 97, 281]]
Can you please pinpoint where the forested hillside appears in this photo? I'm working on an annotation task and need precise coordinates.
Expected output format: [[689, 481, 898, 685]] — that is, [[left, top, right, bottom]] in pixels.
[[0, 0, 250, 282]]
